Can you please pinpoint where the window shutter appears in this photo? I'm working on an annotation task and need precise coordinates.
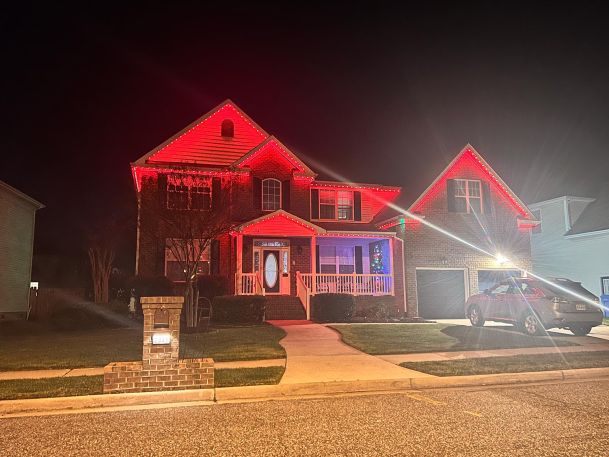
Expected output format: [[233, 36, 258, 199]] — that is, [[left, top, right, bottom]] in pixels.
[[211, 177, 221, 211], [481, 181, 492, 214], [353, 191, 362, 221], [354, 246, 363, 274], [210, 239, 220, 275], [157, 174, 168, 208], [282, 180, 291, 211], [315, 245, 320, 272], [253, 177, 262, 211], [311, 189, 319, 219], [446, 179, 457, 212]]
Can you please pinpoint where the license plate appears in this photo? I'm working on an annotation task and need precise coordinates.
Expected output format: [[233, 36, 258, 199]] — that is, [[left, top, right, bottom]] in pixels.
[[576, 304, 586, 311]]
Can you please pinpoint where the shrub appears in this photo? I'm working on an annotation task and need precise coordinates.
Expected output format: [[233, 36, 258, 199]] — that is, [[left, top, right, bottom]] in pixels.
[[353, 296, 400, 321], [197, 275, 229, 300], [311, 294, 355, 323], [211, 295, 266, 324]]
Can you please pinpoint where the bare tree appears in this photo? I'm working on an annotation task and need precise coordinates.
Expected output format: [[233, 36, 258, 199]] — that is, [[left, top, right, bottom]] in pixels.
[[139, 174, 236, 328]]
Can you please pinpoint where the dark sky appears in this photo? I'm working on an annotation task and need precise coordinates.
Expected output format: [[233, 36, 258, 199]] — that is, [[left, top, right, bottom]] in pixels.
[[2, 2, 609, 261]]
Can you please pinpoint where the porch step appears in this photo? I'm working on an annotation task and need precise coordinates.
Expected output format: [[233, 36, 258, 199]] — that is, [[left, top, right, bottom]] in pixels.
[[263, 296, 306, 320]]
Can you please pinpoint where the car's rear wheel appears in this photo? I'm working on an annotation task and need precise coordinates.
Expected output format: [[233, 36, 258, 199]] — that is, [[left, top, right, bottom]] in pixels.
[[521, 311, 543, 336], [468, 304, 485, 327], [570, 325, 592, 336]]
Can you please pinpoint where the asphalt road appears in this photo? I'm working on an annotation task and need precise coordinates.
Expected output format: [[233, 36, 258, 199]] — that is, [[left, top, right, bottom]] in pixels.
[[2, 380, 609, 456]]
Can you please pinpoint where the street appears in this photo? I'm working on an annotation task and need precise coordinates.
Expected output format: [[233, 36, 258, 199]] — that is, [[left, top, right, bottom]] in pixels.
[[1, 380, 608, 456]]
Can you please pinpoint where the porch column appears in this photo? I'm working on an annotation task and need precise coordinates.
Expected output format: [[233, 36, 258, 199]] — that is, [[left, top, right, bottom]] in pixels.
[[236, 233, 243, 294], [389, 237, 395, 295], [310, 235, 316, 294]]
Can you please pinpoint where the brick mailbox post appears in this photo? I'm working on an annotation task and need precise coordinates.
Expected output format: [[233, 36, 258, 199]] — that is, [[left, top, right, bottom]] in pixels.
[[103, 296, 214, 394]]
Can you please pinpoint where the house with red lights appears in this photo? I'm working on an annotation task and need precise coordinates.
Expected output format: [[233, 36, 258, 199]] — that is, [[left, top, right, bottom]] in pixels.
[[131, 100, 406, 319], [379, 146, 539, 318]]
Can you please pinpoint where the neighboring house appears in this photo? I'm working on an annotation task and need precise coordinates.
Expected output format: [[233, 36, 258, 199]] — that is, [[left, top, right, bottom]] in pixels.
[[0, 180, 44, 319], [379, 146, 539, 318], [131, 100, 406, 319], [528, 188, 609, 299]]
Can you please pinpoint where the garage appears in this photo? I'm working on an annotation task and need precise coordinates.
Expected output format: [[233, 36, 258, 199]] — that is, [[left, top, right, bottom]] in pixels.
[[416, 269, 466, 318]]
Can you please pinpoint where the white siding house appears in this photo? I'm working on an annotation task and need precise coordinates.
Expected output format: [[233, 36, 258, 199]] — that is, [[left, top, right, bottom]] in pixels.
[[529, 194, 609, 298], [0, 180, 44, 319]]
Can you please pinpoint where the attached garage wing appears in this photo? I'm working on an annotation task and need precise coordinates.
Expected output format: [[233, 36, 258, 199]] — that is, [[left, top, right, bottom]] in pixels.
[[416, 269, 466, 319]]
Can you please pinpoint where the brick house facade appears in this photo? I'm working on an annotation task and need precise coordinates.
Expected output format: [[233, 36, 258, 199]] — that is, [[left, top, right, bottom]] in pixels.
[[132, 100, 406, 319]]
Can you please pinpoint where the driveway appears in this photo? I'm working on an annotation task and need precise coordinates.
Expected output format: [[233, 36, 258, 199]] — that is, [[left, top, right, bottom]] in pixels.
[[268, 320, 431, 383], [436, 319, 609, 342]]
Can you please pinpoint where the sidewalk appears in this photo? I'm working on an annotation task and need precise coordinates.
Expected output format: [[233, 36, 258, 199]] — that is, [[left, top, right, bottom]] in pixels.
[[0, 359, 286, 382], [268, 320, 431, 383]]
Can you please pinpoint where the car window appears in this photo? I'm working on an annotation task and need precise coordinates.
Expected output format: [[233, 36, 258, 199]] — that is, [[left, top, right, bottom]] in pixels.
[[490, 284, 510, 295]]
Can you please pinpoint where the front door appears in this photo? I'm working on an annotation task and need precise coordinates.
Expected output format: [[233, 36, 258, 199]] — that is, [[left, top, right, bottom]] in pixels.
[[263, 250, 281, 293]]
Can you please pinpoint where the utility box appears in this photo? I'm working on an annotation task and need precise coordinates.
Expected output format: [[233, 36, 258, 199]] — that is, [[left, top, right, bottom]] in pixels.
[[103, 296, 214, 394]]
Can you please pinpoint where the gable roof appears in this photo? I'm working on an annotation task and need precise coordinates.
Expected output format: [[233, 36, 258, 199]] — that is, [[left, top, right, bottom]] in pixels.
[[0, 180, 44, 209], [235, 210, 326, 235], [565, 184, 609, 236], [134, 100, 268, 167], [378, 144, 536, 227], [232, 136, 316, 176]]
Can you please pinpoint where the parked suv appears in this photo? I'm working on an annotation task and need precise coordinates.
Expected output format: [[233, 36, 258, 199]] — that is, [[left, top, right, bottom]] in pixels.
[[465, 277, 603, 336]]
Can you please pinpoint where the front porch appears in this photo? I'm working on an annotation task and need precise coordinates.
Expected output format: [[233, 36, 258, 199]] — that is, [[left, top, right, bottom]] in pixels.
[[231, 211, 402, 319]]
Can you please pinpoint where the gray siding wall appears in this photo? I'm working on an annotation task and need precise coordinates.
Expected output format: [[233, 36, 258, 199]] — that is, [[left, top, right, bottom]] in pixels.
[[0, 187, 37, 315], [531, 200, 609, 297]]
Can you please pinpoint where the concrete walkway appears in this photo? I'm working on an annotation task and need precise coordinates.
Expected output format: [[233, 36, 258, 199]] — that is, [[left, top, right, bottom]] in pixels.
[[268, 320, 431, 384], [0, 359, 286, 382]]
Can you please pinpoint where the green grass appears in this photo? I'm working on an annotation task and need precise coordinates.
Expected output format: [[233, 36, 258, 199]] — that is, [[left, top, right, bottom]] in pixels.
[[215, 366, 285, 387], [401, 351, 609, 377], [0, 321, 286, 371], [0, 367, 285, 400], [0, 376, 104, 401], [330, 324, 578, 355]]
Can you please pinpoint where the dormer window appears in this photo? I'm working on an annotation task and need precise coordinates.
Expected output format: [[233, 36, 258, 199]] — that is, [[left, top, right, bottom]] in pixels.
[[221, 119, 234, 138], [262, 178, 281, 211]]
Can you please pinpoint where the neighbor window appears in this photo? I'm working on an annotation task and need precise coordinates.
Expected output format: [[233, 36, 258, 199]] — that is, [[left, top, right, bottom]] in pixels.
[[454, 179, 482, 214], [165, 239, 210, 282], [262, 178, 281, 211], [167, 176, 211, 210]]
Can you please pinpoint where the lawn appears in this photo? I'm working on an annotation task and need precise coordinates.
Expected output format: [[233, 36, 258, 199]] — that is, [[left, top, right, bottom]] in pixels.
[[0, 367, 285, 401], [0, 321, 286, 371], [330, 323, 578, 355], [401, 351, 609, 376]]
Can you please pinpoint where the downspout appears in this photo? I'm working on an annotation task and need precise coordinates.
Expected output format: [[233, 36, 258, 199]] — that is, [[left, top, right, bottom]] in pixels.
[[135, 193, 141, 275]]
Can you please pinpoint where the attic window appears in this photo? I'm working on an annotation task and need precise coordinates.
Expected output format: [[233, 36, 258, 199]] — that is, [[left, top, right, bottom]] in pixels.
[[221, 119, 234, 138]]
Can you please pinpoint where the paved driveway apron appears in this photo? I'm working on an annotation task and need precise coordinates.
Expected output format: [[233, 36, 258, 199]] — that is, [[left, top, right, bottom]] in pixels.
[[268, 321, 430, 384]]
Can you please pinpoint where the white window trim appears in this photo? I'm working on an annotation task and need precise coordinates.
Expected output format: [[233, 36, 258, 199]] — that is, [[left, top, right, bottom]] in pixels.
[[319, 245, 356, 273], [313, 188, 355, 221], [166, 179, 212, 211], [262, 178, 282, 212], [454, 179, 483, 214]]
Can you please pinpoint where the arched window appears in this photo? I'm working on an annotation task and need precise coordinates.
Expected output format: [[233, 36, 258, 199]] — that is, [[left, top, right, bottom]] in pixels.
[[262, 178, 281, 211], [221, 119, 234, 138]]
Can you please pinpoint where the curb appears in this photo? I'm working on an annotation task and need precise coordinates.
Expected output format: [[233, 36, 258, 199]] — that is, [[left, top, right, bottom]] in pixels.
[[2, 367, 609, 417]]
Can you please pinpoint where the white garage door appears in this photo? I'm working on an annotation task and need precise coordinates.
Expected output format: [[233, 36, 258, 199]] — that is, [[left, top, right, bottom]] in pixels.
[[416, 269, 466, 319]]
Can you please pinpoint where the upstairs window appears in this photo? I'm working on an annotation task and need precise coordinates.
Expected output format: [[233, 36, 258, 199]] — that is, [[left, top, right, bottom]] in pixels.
[[453, 179, 482, 214], [319, 190, 336, 219], [167, 176, 212, 210], [337, 191, 354, 220], [262, 178, 281, 211], [221, 119, 234, 138]]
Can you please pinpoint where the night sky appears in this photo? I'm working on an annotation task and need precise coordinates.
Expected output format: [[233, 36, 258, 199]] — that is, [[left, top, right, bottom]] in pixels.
[[2, 2, 609, 267]]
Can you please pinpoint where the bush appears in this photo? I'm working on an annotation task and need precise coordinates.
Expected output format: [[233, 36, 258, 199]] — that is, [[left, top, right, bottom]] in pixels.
[[353, 296, 400, 321], [311, 294, 355, 323], [197, 275, 229, 300], [211, 295, 266, 324]]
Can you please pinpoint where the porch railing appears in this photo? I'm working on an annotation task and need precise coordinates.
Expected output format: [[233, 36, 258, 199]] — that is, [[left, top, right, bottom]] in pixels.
[[296, 271, 311, 320], [235, 273, 265, 296], [300, 273, 394, 296]]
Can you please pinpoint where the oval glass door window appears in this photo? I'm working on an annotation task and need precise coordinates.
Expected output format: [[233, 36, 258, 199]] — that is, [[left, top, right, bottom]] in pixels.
[[264, 253, 279, 289]]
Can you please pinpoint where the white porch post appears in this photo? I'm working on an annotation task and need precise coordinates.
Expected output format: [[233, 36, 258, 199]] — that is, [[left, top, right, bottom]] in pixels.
[[389, 236, 395, 295], [236, 233, 243, 295], [310, 235, 317, 294]]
